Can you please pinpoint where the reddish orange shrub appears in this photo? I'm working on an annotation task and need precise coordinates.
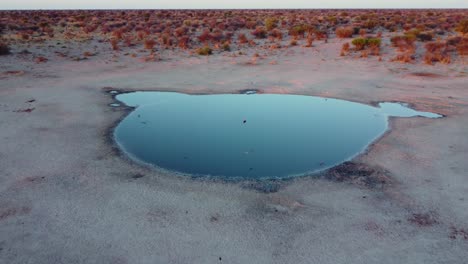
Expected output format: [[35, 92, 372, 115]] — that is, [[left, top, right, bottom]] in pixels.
[[144, 39, 156, 50], [335, 26, 353, 38]]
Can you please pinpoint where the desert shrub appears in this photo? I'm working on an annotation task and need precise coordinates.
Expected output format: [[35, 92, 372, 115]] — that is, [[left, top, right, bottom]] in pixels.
[[123, 35, 134, 47], [238, 33, 248, 44], [269, 29, 282, 40], [424, 41, 451, 64], [177, 36, 190, 49], [35, 56, 48, 63], [245, 20, 257, 29], [359, 28, 367, 37], [251, 26, 267, 39], [110, 39, 119, 50], [392, 52, 414, 63], [289, 24, 308, 38], [425, 41, 446, 52], [136, 30, 148, 41], [335, 26, 354, 38], [160, 33, 172, 47], [183, 20, 192, 27], [174, 26, 188, 37], [265, 17, 278, 31], [314, 30, 327, 40], [112, 29, 124, 40], [367, 38, 381, 47], [196, 46, 212, 56], [222, 42, 231, 51], [363, 20, 377, 30], [83, 51, 94, 57], [327, 16, 338, 24], [198, 30, 212, 43], [342, 42, 350, 52], [351, 37, 381, 51], [305, 35, 313, 47], [353, 27, 361, 35], [416, 32, 433, 42], [352, 38, 367, 50], [211, 30, 225, 43], [0, 42, 10, 55], [456, 20, 468, 35], [144, 39, 156, 50], [391, 35, 416, 46], [456, 37, 468, 56], [446, 36, 462, 46]]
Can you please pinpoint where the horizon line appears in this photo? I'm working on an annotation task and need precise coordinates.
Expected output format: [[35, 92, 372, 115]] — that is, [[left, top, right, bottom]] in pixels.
[[1, 7, 468, 11]]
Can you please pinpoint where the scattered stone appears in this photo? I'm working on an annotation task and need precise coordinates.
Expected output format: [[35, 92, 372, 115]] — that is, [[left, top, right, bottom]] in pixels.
[[324, 161, 392, 189], [449, 226, 468, 240], [131, 173, 144, 179], [408, 212, 439, 227], [241, 181, 281, 193]]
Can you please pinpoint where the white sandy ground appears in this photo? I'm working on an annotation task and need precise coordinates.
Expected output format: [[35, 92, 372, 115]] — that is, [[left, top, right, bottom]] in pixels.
[[1, 38, 468, 264]]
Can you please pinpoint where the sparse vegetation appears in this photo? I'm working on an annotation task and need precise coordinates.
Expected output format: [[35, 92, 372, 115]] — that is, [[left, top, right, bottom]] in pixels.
[[336, 27, 354, 38], [0, 42, 10, 55], [456, 20, 468, 35], [0, 9, 465, 64], [424, 41, 451, 64], [144, 39, 156, 50], [251, 26, 267, 39], [196, 46, 212, 56], [352, 37, 380, 50], [265, 17, 278, 31]]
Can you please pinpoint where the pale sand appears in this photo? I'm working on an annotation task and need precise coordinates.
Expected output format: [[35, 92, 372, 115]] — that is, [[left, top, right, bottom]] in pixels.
[[1, 39, 468, 263]]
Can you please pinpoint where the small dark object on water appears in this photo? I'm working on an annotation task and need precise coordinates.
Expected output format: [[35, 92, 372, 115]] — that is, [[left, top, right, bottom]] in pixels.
[[26, 99, 36, 103], [243, 120, 247, 124]]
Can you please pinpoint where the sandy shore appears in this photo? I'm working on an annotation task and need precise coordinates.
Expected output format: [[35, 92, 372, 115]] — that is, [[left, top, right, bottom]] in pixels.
[[1, 41, 468, 263]]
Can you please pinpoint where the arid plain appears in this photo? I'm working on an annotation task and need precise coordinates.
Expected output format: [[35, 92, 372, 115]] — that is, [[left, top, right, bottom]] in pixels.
[[1, 9, 468, 263]]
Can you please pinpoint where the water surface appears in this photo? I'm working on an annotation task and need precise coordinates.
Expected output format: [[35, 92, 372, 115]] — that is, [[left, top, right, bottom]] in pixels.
[[114, 92, 441, 180]]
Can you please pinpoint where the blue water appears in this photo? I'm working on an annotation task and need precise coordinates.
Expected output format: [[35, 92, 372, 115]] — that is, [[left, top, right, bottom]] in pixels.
[[114, 92, 441, 180]]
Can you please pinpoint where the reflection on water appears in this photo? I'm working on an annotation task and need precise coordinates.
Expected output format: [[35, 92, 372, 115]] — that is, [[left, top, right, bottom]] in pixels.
[[114, 92, 441, 180]]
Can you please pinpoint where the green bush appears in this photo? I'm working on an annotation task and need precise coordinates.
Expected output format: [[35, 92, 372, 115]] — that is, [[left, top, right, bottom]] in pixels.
[[196, 46, 212, 56], [352, 37, 381, 50], [367, 38, 381, 47], [289, 24, 309, 37], [265, 17, 277, 31], [352, 38, 367, 50]]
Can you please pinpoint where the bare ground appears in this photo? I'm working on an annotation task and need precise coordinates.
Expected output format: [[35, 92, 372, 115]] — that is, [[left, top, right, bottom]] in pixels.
[[1, 41, 468, 263]]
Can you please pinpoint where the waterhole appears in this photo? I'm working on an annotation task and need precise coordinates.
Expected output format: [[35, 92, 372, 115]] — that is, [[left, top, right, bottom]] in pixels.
[[113, 92, 441, 180]]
